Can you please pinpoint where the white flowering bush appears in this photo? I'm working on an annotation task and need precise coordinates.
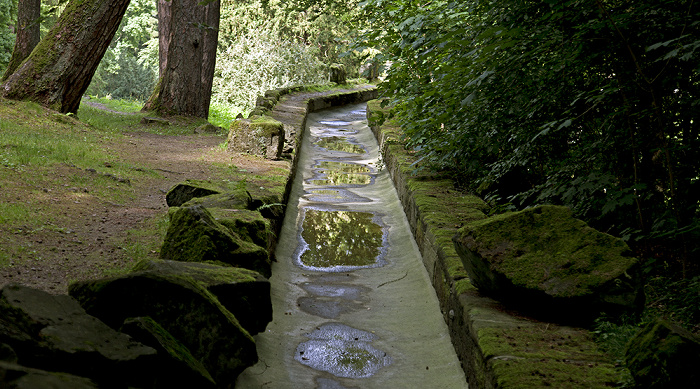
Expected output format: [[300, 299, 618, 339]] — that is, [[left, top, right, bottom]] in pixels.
[[211, 30, 328, 116]]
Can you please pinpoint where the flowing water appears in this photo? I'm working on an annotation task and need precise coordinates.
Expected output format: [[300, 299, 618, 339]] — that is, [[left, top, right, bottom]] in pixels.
[[236, 104, 468, 388]]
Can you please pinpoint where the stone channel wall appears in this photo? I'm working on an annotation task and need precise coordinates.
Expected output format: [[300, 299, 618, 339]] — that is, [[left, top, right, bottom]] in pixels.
[[366, 101, 620, 388], [258, 84, 378, 209]]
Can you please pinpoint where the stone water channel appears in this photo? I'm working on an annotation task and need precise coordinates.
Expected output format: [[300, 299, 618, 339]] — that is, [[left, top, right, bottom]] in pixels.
[[236, 104, 468, 388]]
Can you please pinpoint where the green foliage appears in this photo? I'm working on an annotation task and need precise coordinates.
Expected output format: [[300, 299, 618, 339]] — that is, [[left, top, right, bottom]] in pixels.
[[212, 29, 327, 114], [360, 0, 700, 272], [213, 0, 362, 115], [0, 0, 17, 74], [86, 0, 157, 101]]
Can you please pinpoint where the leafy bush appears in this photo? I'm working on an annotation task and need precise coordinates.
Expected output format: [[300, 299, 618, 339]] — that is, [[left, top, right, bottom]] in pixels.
[[359, 0, 700, 273], [211, 30, 327, 115], [0, 0, 16, 75]]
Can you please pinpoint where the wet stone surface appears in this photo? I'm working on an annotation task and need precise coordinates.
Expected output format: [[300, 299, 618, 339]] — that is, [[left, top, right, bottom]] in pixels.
[[236, 103, 467, 388], [298, 282, 370, 319], [293, 107, 393, 380]]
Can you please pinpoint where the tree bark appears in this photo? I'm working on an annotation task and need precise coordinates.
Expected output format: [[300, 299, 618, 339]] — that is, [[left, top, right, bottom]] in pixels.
[[144, 0, 220, 119], [1, 0, 41, 82], [1, 0, 131, 114], [157, 0, 171, 78]]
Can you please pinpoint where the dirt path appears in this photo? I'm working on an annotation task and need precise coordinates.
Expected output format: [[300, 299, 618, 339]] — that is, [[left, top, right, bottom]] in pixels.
[[0, 119, 286, 294]]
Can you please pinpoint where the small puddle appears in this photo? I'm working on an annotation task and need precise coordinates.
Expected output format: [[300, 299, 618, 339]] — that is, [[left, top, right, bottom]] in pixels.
[[317, 136, 365, 154], [320, 120, 353, 126], [309, 162, 373, 186], [305, 189, 372, 204], [295, 323, 391, 378], [298, 209, 385, 270]]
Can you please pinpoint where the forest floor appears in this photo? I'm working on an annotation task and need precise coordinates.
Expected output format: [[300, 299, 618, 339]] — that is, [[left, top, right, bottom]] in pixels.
[[0, 97, 288, 294]]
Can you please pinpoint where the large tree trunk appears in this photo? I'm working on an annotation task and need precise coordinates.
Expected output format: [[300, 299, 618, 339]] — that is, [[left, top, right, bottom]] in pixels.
[[1, 0, 41, 82], [1, 0, 131, 114], [144, 0, 220, 119]]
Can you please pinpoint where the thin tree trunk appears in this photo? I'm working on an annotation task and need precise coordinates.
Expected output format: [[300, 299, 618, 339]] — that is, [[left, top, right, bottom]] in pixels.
[[200, 0, 220, 118], [1, 0, 41, 82], [1, 0, 131, 114], [144, 0, 220, 119], [157, 0, 171, 78]]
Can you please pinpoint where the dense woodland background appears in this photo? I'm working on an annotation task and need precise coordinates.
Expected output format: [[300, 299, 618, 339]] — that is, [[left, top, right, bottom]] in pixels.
[[1, 0, 698, 380]]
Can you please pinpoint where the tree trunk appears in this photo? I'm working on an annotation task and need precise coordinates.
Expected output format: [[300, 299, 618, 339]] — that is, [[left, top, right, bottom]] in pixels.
[[144, 0, 220, 119], [1, 0, 131, 114], [157, 0, 171, 78], [1, 0, 40, 82]]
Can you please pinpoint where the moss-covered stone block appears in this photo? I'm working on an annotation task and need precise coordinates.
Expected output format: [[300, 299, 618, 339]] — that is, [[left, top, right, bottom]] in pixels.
[[165, 179, 252, 208], [160, 205, 270, 277], [209, 208, 272, 251], [227, 116, 285, 160], [625, 319, 700, 388], [0, 361, 99, 388], [120, 317, 216, 389], [453, 205, 644, 323], [0, 284, 157, 387], [133, 260, 272, 335], [68, 270, 258, 387]]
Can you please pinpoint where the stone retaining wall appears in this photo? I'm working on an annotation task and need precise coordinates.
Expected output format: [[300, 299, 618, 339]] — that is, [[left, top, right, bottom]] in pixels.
[[366, 100, 620, 388]]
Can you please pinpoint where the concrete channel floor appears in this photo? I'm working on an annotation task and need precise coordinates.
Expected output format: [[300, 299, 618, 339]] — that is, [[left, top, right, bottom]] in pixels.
[[236, 104, 468, 388]]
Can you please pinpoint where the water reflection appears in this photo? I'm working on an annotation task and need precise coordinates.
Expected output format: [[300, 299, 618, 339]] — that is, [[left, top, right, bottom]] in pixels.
[[315, 161, 371, 173], [300, 209, 384, 269], [316, 136, 365, 154], [309, 161, 373, 186], [305, 189, 371, 203], [319, 120, 353, 126]]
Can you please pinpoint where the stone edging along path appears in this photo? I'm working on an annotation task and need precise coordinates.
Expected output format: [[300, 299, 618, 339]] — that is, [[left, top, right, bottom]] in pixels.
[[365, 101, 620, 388]]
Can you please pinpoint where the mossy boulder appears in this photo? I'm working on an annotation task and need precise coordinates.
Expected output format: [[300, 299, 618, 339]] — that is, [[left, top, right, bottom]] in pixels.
[[453, 205, 644, 323], [0, 361, 98, 389], [160, 205, 270, 277], [68, 270, 258, 387], [209, 208, 273, 255], [625, 319, 700, 389], [330, 63, 347, 84], [133, 260, 272, 335], [120, 317, 216, 389], [227, 116, 285, 160], [165, 179, 252, 208], [0, 284, 157, 387]]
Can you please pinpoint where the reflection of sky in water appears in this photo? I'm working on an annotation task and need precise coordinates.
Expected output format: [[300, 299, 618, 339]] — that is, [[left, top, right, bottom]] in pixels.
[[300, 209, 383, 268], [316, 136, 365, 154], [319, 120, 353, 126]]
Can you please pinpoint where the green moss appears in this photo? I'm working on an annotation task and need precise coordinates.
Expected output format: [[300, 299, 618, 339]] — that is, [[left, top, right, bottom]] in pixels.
[[124, 316, 216, 385], [490, 358, 618, 389], [133, 259, 260, 286], [454, 278, 476, 294], [460, 205, 637, 297], [336, 346, 379, 371], [248, 115, 283, 137]]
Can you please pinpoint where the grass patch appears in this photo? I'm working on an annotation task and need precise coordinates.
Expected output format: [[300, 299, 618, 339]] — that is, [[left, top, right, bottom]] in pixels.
[[0, 202, 31, 226], [86, 96, 144, 112], [209, 102, 240, 129]]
